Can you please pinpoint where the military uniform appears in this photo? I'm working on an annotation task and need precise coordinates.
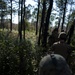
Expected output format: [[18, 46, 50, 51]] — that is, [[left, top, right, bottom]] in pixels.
[[51, 41, 72, 59], [50, 32, 72, 60]]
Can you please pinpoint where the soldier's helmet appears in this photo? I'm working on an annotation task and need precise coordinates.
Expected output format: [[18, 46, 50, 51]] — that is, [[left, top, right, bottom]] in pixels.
[[58, 32, 67, 41], [39, 54, 72, 75]]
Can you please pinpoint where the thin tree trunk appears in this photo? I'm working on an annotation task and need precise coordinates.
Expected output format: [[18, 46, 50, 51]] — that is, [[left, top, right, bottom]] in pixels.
[[66, 0, 73, 33], [20, 0, 23, 41], [42, 0, 53, 47], [1, 11, 4, 30], [19, 1, 25, 75], [58, 18, 61, 29], [38, 0, 46, 45], [1, 7, 4, 30], [18, 0, 20, 39], [23, 0, 26, 39], [18, 0, 22, 41], [10, 0, 12, 31], [61, 0, 67, 31], [36, 0, 40, 35]]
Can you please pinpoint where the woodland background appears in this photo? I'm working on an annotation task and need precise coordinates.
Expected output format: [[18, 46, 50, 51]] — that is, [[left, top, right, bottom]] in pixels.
[[0, 0, 75, 75]]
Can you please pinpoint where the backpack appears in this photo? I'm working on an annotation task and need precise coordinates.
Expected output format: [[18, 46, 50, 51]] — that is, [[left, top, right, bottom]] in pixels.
[[39, 54, 72, 75]]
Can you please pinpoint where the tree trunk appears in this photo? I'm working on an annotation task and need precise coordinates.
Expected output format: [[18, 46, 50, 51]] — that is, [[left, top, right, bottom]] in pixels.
[[18, 0, 21, 37], [36, 0, 40, 35], [38, 0, 46, 45], [10, 0, 12, 31], [58, 18, 61, 29], [23, 0, 26, 39], [1, 11, 4, 30], [20, 0, 23, 41], [61, 0, 67, 31], [66, 0, 73, 33], [42, 0, 53, 47]]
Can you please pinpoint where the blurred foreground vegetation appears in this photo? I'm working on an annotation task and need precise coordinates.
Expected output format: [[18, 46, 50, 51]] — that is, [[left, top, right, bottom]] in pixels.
[[0, 29, 75, 75]]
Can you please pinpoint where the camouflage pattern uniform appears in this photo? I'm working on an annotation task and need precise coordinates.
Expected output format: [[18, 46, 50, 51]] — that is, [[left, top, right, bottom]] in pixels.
[[39, 54, 72, 75]]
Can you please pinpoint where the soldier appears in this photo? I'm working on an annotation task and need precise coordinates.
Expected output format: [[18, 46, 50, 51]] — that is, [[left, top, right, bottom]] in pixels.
[[48, 27, 59, 47], [50, 32, 72, 60], [38, 54, 72, 75]]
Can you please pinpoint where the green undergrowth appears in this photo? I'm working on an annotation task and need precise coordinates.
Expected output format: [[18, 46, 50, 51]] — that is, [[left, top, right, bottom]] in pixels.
[[0, 29, 75, 75], [0, 29, 36, 75]]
